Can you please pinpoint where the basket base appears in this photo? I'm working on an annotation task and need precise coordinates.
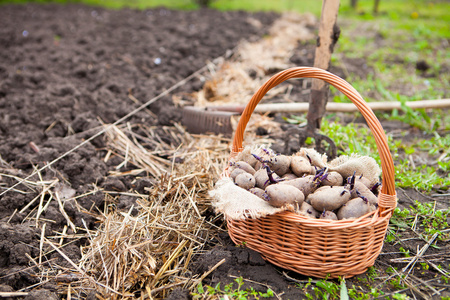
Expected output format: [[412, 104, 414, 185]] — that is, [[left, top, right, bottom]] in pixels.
[[227, 212, 390, 279]]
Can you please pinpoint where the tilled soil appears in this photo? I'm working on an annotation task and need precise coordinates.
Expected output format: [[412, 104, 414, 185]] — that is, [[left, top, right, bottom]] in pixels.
[[0, 3, 278, 296]]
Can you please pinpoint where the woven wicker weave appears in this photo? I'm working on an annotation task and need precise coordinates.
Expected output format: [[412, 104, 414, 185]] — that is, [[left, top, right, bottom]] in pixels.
[[226, 67, 397, 278]]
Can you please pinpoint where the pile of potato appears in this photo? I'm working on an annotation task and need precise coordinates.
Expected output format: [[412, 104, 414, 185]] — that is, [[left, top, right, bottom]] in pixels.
[[229, 148, 381, 220]]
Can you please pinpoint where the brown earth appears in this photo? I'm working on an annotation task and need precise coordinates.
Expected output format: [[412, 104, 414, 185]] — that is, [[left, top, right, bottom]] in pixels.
[[0, 3, 448, 300]]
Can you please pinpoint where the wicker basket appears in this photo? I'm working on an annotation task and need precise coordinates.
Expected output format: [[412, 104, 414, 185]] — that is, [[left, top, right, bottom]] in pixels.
[[226, 67, 397, 278]]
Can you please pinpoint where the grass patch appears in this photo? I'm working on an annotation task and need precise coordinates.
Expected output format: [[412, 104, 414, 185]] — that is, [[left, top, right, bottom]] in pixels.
[[317, 116, 450, 192], [391, 201, 450, 241], [208, 0, 321, 15], [333, 1, 449, 106], [284, 112, 450, 192], [192, 276, 274, 299]]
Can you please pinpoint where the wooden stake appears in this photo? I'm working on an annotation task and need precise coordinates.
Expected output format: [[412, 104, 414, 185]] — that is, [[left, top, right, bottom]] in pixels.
[[308, 0, 341, 130]]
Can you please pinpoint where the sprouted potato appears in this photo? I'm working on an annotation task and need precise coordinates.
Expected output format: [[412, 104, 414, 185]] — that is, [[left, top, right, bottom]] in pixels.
[[349, 181, 378, 206], [280, 175, 316, 197], [321, 171, 343, 186], [337, 197, 376, 220], [234, 173, 255, 190], [266, 155, 291, 176], [320, 211, 338, 220], [230, 168, 246, 180], [230, 148, 380, 220], [308, 186, 351, 211], [254, 168, 269, 189], [264, 184, 304, 208], [290, 156, 315, 177], [231, 161, 256, 175], [299, 202, 320, 218], [249, 187, 265, 199]]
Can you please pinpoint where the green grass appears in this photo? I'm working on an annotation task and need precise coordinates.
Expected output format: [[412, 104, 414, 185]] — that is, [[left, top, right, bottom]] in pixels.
[[340, 0, 450, 29], [283, 108, 450, 192], [389, 202, 450, 241], [324, 1, 450, 196], [209, 0, 321, 14], [320, 115, 450, 192], [332, 0, 449, 106], [192, 276, 274, 299]]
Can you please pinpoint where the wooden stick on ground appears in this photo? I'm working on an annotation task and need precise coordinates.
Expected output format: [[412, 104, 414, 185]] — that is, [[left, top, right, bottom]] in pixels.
[[253, 98, 450, 113], [0, 292, 30, 297], [205, 98, 450, 113]]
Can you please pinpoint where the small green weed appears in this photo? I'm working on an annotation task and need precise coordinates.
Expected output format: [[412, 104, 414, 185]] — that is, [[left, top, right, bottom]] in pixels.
[[416, 132, 450, 154], [394, 160, 450, 192], [398, 247, 410, 257], [380, 95, 441, 133], [192, 277, 274, 300], [392, 293, 409, 300], [389, 207, 410, 233], [366, 266, 378, 281], [389, 275, 407, 290], [314, 279, 340, 299], [389, 202, 450, 241], [442, 275, 449, 284], [347, 285, 383, 300], [298, 277, 352, 300], [410, 201, 450, 240], [385, 231, 396, 243], [386, 266, 396, 274], [420, 262, 429, 270]]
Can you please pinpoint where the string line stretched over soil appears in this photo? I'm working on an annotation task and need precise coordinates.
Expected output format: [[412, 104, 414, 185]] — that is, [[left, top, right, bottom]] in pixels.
[[0, 58, 221, 199]]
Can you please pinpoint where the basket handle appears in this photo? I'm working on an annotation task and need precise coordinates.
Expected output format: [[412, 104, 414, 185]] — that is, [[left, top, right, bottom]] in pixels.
[[231, 67, 397, 212]]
